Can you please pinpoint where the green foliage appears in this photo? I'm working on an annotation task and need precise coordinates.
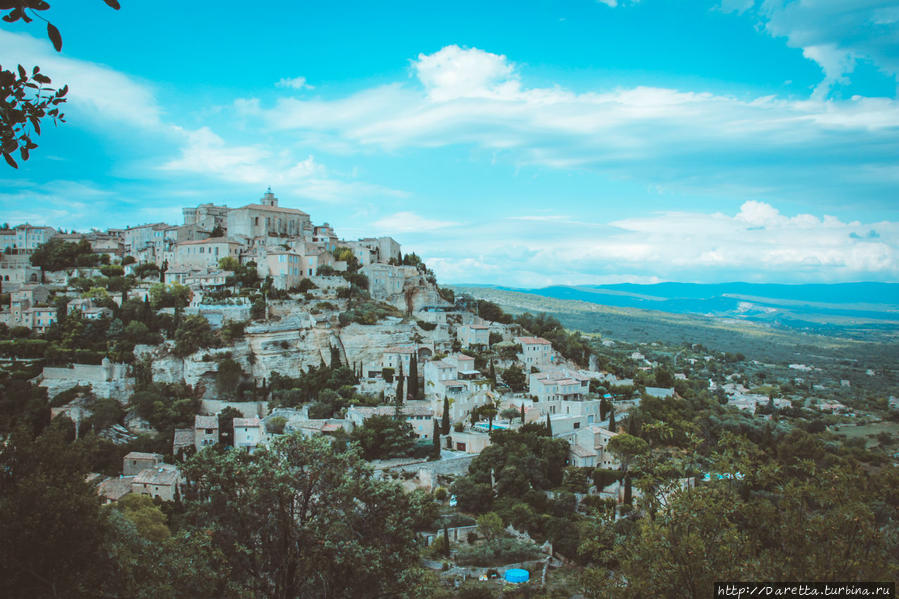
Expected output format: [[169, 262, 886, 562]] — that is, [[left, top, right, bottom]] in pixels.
[[215, 358, 244, 399], [265, 416, 287, 434], [0, 427, 108, 598], [181, 434, 421, 598], [149, 282, 192, 310], [417, 319, 438, 331], [455, 537, 542, 567], [130, 383, 201, 433], [29, 238, 97, 271], [113, 494, 170, 542], [217, 256, 239, 271], [501, 364, 527, 392], [173, 315, 217, 357], [350, 414, 417, 460], [338, 299, 402, 326], [132, 262, 160, 279]]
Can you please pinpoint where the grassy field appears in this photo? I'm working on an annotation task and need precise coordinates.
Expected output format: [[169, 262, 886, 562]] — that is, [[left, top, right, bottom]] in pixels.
[[832, 420, 899, 449]]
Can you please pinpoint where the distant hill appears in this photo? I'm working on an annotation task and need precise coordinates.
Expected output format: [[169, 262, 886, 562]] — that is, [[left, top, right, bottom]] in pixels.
[[472, 282, 899, 335], [450, 283, 899, 366]]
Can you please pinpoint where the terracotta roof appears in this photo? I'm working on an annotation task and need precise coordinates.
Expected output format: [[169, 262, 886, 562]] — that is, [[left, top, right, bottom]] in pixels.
[[236, 203, 309, 216], [233, 417, 261, 428]]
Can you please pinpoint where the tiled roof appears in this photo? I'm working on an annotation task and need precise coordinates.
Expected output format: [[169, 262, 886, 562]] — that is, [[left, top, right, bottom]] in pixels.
[[124, 451, 162, 461], [134, 466, 180, 486], [517, 336, 551, 345], [233, 417, 261, 428], [236, 204, 309, 216], [177, 238, 243, 246], [195, 415, 219, 429], [98, 476, 134, 501]]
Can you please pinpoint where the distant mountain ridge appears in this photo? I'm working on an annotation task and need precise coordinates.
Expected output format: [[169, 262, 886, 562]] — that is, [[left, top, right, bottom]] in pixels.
[[472, 282, 899, 332]]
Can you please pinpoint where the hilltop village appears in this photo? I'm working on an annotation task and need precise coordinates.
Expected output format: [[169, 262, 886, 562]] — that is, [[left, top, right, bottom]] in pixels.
[[1, 189, 896, 597]]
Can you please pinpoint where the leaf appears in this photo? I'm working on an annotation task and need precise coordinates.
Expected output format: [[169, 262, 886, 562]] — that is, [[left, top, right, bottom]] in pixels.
[[47, 23, 62, 52], [3, 152, 17, 168], [33, 73, 50, 84], [103, 0, 121, 9], [17, 64, 25, 80], [19, 146, 29, 161], [29, 115, 41, 135]]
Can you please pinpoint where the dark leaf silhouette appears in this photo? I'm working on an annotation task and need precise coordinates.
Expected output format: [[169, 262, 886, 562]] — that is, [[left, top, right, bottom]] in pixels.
[[47, 23, 62, 51]]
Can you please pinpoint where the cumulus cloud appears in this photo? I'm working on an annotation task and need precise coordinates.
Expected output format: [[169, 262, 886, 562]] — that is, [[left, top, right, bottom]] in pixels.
[[276, 76, 313, 90], [413, 45, 519, 101]]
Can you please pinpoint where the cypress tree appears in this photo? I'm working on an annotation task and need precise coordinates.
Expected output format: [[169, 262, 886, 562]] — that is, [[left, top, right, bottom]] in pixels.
[[409, 354, 420, 400], [520, 403, 525, 423], [395, 375, 404, 407], [441, 396, 450, 435], [431, 420, 441, 460], [608, 405, 616, 431], [546, 413, 552, 437]]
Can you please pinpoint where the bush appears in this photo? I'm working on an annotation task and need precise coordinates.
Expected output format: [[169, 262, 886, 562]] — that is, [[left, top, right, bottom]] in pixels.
[[455, 538, 541, 566], [266, 416, 287, 434], [416, 320, 437, 331]]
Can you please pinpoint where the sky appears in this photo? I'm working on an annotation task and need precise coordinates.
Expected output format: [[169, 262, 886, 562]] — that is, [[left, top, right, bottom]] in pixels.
[[1, 0, 898, 286]]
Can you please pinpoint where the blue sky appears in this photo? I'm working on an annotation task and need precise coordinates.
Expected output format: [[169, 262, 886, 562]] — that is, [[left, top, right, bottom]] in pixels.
[[1, 0, 898, 285]]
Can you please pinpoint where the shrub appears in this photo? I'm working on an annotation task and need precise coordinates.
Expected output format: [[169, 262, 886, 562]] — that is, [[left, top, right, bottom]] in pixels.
[[455, 538, 541, 566]]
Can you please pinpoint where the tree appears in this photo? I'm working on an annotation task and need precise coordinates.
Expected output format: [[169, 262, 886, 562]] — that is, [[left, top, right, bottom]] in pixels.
[[608, 404, 615, 431], [215, 358, 243, 400], [395, 372, 405, 406], [0, 427, 108, 598], [2, 0, 119, 168], [431, 419, 441, 461], [181, 434, 421, 598], [546, 413, 553, 437], [217, 406, 243, 447], [171, 315, 215, 357], [501, 364, 526, 392], [113, 493, 170, 543], [409, 354, 420, 400], [350, 414, 416, 460], [476, 511, 503, 543], [441, 396, 450, 435], [607, 433, 649, 506]]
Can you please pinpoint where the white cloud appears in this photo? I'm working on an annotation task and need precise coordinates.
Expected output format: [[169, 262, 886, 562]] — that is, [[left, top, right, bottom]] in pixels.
[[276, 76, 313, 90], [0, 30, 164, 131], [413, 45, 519, 101], [721, 1, 899, 96], [246, 45, 899, 203], [395, 201, 898, 285], [372, 211, 459, 233]]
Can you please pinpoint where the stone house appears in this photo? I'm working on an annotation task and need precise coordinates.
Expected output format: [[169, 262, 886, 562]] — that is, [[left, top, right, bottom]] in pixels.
[[123, 451, 164, 476], [194, 415, 219, 451]]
